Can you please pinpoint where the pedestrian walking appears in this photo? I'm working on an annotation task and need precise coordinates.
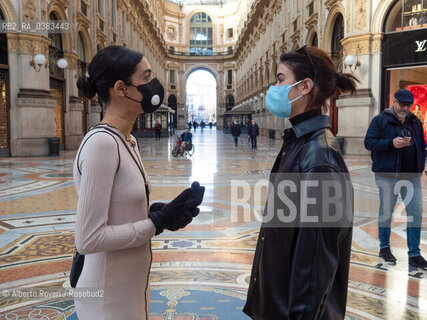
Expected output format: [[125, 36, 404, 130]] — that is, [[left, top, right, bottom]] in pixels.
[[231, 120, 241, 147], [248, 119, 259, 149], [155, 122, 162, 140]]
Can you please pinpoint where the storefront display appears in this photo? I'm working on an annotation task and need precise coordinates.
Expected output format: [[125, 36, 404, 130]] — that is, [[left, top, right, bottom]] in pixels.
[[383, 1, 427, 141]]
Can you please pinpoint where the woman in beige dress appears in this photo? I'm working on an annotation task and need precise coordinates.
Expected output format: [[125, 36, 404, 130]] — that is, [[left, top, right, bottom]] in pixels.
[[74, 46, 204, 320]]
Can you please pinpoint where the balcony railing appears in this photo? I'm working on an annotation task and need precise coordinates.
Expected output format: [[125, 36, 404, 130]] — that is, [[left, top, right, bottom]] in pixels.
[[168, 49, 235, 57]]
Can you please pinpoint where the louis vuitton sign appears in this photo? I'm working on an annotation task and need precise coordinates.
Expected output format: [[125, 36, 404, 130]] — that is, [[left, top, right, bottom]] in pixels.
[[383, 29, 427, 67]]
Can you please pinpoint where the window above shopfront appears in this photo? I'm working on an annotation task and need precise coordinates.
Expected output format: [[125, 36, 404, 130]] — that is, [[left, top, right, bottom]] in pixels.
[[385, 0, 427, 32]]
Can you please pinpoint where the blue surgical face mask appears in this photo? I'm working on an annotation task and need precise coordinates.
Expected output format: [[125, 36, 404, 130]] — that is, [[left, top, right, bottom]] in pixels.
[[265, 80, 303, 118]]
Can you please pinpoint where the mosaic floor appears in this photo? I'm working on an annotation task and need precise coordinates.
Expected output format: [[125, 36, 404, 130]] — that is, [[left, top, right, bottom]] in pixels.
[[0, 128, 426, 320]]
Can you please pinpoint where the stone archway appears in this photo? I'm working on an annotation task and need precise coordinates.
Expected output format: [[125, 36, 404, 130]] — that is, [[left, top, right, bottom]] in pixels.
[[372, 0, 397, 33], [182, 65, 219, 128], [47, 2, 72, 53], [0, 0, 18, 21], [323, 3, 345, 55]]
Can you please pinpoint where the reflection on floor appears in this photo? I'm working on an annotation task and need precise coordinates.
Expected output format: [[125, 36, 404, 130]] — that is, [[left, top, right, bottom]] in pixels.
[[0, 129, 426, 320]]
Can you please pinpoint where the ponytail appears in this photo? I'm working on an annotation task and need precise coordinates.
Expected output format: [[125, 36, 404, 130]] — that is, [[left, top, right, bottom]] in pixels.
[[336, 73, 358, 96]]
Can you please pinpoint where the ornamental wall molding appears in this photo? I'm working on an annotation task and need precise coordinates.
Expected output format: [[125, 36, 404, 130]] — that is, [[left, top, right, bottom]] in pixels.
[[341, 33, 383, 56], [353, 0, 367, 31], [7, 33, 51, 56], [325, 0, 342, 11]]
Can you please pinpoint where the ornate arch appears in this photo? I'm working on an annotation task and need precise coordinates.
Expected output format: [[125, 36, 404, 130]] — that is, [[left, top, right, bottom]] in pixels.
[[306, 28, 318, 47], [264, 64, 269, 87], [323, 3, 345, 54], [48, 2, 72, 53], [184, 64, 218, 83], [270, 60, 277, 84], [0, 0, 18, 20], [372, 0, 398, 33], [77, 27, 93, 63]]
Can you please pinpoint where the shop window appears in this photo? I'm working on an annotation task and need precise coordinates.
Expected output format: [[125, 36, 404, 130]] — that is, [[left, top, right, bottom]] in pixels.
[[387, 67, 427, 141], [385, 0, 427, 32]]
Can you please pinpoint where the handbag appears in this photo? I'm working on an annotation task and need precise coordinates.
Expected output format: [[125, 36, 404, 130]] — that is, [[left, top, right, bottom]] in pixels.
[[70, 249, 85, 288], [70, 125, 149, 288]]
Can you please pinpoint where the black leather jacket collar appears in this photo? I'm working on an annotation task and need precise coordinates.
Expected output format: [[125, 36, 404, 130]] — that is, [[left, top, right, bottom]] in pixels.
[[291, 113, 331, 139]]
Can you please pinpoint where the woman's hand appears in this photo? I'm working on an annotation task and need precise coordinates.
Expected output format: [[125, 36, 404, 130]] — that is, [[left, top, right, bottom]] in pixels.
[[149, 181, 205, 235]]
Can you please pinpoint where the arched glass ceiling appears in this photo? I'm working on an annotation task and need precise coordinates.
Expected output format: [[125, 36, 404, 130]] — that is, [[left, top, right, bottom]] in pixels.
[[166, 0, 237, 5]]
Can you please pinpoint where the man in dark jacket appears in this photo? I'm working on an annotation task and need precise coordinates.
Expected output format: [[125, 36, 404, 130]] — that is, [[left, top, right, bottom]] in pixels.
[[248, 119, 259, 149], [364, 89, 427, 272], [231, 120, 241, 147]]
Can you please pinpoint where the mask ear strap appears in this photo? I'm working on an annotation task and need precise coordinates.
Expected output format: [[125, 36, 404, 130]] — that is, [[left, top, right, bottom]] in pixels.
[[290, 80, 303, 88], [124, 95, 140, 103], [289, 95, 303, 104], [287, 80, 304, 104]]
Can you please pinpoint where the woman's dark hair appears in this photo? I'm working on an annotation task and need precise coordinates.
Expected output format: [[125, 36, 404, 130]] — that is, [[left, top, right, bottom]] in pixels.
[[280, 46, 359, 113], [77, 46, 143, 104]]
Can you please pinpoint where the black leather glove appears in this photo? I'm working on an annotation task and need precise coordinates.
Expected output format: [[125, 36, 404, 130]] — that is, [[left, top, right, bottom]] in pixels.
[[168, 210, 194, 231], [183, 182, 205, 216], [149, 182, 205, 235], [149, 202, 166, 213], [149, 188, 194, 235]]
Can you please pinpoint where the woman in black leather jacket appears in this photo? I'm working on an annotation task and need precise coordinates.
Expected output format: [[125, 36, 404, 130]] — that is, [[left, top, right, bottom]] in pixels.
[[243, 46, 358, 320]]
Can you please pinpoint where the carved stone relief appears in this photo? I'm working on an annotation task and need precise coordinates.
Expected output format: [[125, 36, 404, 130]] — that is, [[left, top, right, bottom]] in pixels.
[[23, 0, 37, 20], [353, 0, 367, 31]]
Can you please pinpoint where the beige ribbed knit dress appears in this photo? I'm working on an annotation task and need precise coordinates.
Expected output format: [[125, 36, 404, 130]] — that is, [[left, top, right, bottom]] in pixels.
[[73, 125, 156, 320]]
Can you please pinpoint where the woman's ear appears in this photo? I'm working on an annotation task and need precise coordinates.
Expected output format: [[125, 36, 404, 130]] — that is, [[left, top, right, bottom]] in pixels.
[[113, 80, 127, 98], [300, 78, 315, 95]]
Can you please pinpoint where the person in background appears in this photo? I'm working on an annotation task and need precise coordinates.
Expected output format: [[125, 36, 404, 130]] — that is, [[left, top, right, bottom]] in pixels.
[[364, 89, 427, 272], [231, 120, 241, 147], [193, 120, 198, 131], [247, 119, 259, 149], [200, 120, 205, 132], [180, 127, 193, 150], [209, 121, 213, 129], [188, 121, 192, 130], [75, 45, 205, 320], [155, 121, 162, 140]]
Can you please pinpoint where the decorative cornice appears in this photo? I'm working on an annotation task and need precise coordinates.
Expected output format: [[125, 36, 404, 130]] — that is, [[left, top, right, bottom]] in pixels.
[[325, 0, 342, 11], [305, 12, 318, 29]]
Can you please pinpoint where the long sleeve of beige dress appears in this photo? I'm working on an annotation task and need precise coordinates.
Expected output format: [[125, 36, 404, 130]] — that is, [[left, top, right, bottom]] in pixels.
[[73, 125, 156, 320]]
